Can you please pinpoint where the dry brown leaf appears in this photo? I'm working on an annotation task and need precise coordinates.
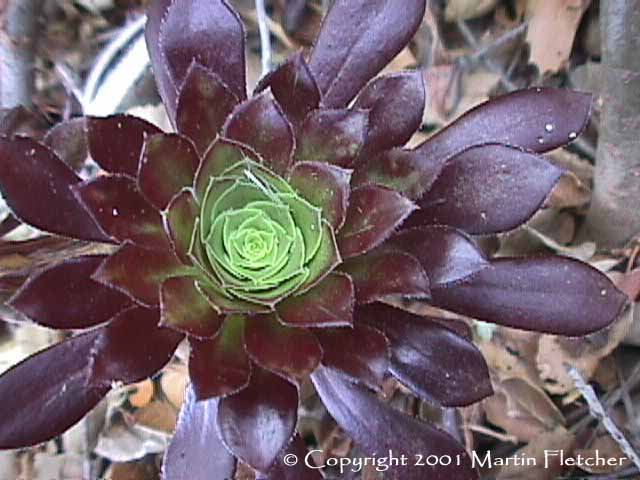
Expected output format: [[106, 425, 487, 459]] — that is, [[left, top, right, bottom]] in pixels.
[[160, 365, 188, 409], [107, 460, 160, 480], [444, 0, 499, 22], [381, 47, 417, 75], [422, 64, 458, 126], [545, 171, 591, 210], [537, 305, 633, 395], [548, 148, 594, 185], [495, 426, 575, 479], [614, 268, 640, 302], [128, 379, 154, 408], [574, 434, 632, 474], [478, 328, 541, 387], [484, 376, 564, 442], [526, 0, 591, 73], [134, 400, 178, 434], [524, 226, 596, 262]]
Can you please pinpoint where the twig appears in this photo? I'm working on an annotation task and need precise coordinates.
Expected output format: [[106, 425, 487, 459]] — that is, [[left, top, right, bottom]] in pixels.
[[467, 424, 519, 444], [455, 20, 520, 92], [255, 0, 272, 76], [568, 366, 640, 471], [0, 0, 43, 108]]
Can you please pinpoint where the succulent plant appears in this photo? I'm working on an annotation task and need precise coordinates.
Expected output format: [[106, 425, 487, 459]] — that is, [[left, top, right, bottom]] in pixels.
[[0, 0, 628, 478]]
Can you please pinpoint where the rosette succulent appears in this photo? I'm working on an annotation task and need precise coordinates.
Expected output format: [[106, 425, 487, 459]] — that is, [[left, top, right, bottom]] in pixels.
[[0, 0, 628, 479]]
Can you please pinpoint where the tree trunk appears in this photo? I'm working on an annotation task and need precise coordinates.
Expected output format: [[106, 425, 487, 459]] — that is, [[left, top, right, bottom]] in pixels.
[[581, 0, 640, 247], [0, 0, 43, 108]]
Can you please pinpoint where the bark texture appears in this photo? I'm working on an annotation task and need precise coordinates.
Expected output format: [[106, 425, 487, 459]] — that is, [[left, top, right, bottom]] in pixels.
[[0, 0, 43, 108], [582, 0, 640, 247]]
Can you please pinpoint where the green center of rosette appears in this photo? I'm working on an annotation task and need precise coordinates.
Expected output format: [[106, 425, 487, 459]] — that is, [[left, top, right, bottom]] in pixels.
[[195, 159, 330, 309]]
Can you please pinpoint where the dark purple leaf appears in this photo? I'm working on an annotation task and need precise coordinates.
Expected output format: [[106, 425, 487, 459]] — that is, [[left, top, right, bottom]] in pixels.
[[138, 133, 199, 210], [73, 174, 170, 250], [255, 52, 321, 130], [257, 434, 322, 480], [164, 189, 199, 264], [364, 304, 492, 407], [162, 386, 236, 480], [431, 256, 628, 335], [87, 115, 161, 176], [89, 306, 183, 387], [422, 87, 592, 158], [217, 366, 298, 472], [277, 272, 354, 328], [93, 241, 189, 307], [223, 91, 294, 176], [288, 161, 352, 230], [43, 118, 88, 171], [176, 62, 239, 154], [387, 226, 488, 286], [194, 138, 261, 200], [0, 137, 109, 241], [341, 249, 430, 303], [9, 255, 130, 330], [189, 315, 250, 399], [407, 145, 563, 234], [311, 366, 478, 480], [315, 323, 389, 390], [354, 88, 592, 200], [244, 314, 322, 382], [354, 71, 425, 158], [295, 108, 368, 168], [351, 146, 448, 201], [338, 186, 417, 258], [145, 0, 246, 123], [160, 276, 223, 338], [0, 331, 109, 449], [309, 0, 426, 107]]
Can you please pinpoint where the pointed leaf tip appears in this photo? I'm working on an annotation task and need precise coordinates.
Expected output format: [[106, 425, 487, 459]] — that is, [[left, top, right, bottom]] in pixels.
[[177, 62, 239, 154], [255, 52, 321, 130], [0, 137, 109, 242], [217, 367, 298, 472], [311, 366, 478, 480], [244, 313, 322, 382], [338, 186, 417, 258], [354, 71, 426, 158], [432, 256, 628, 336], [410, 144, 564, 234], [162, 386, 236, 480], [87, 115, 161, 176], [73, 174, 170, 250], [0, 331, 109, 449], [9, 255, 130, 330], [138, 133, 199, 210], [364, 304, 492, 407], [146, 0, 247, 123], [295, 108, 368, 168], [223, 91, 295, 176], [89, 306, 183, 387], [309, 0, 426, 107], [189, 315, 251, 400]]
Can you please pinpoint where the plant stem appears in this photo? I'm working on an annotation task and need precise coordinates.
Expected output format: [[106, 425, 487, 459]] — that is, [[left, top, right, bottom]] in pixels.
[[581, 0, 640, 247], [0, 0, 43, 108]]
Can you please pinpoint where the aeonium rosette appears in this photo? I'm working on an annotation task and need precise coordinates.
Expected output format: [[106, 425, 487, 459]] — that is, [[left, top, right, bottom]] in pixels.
[[0, 0, 628, 479]]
